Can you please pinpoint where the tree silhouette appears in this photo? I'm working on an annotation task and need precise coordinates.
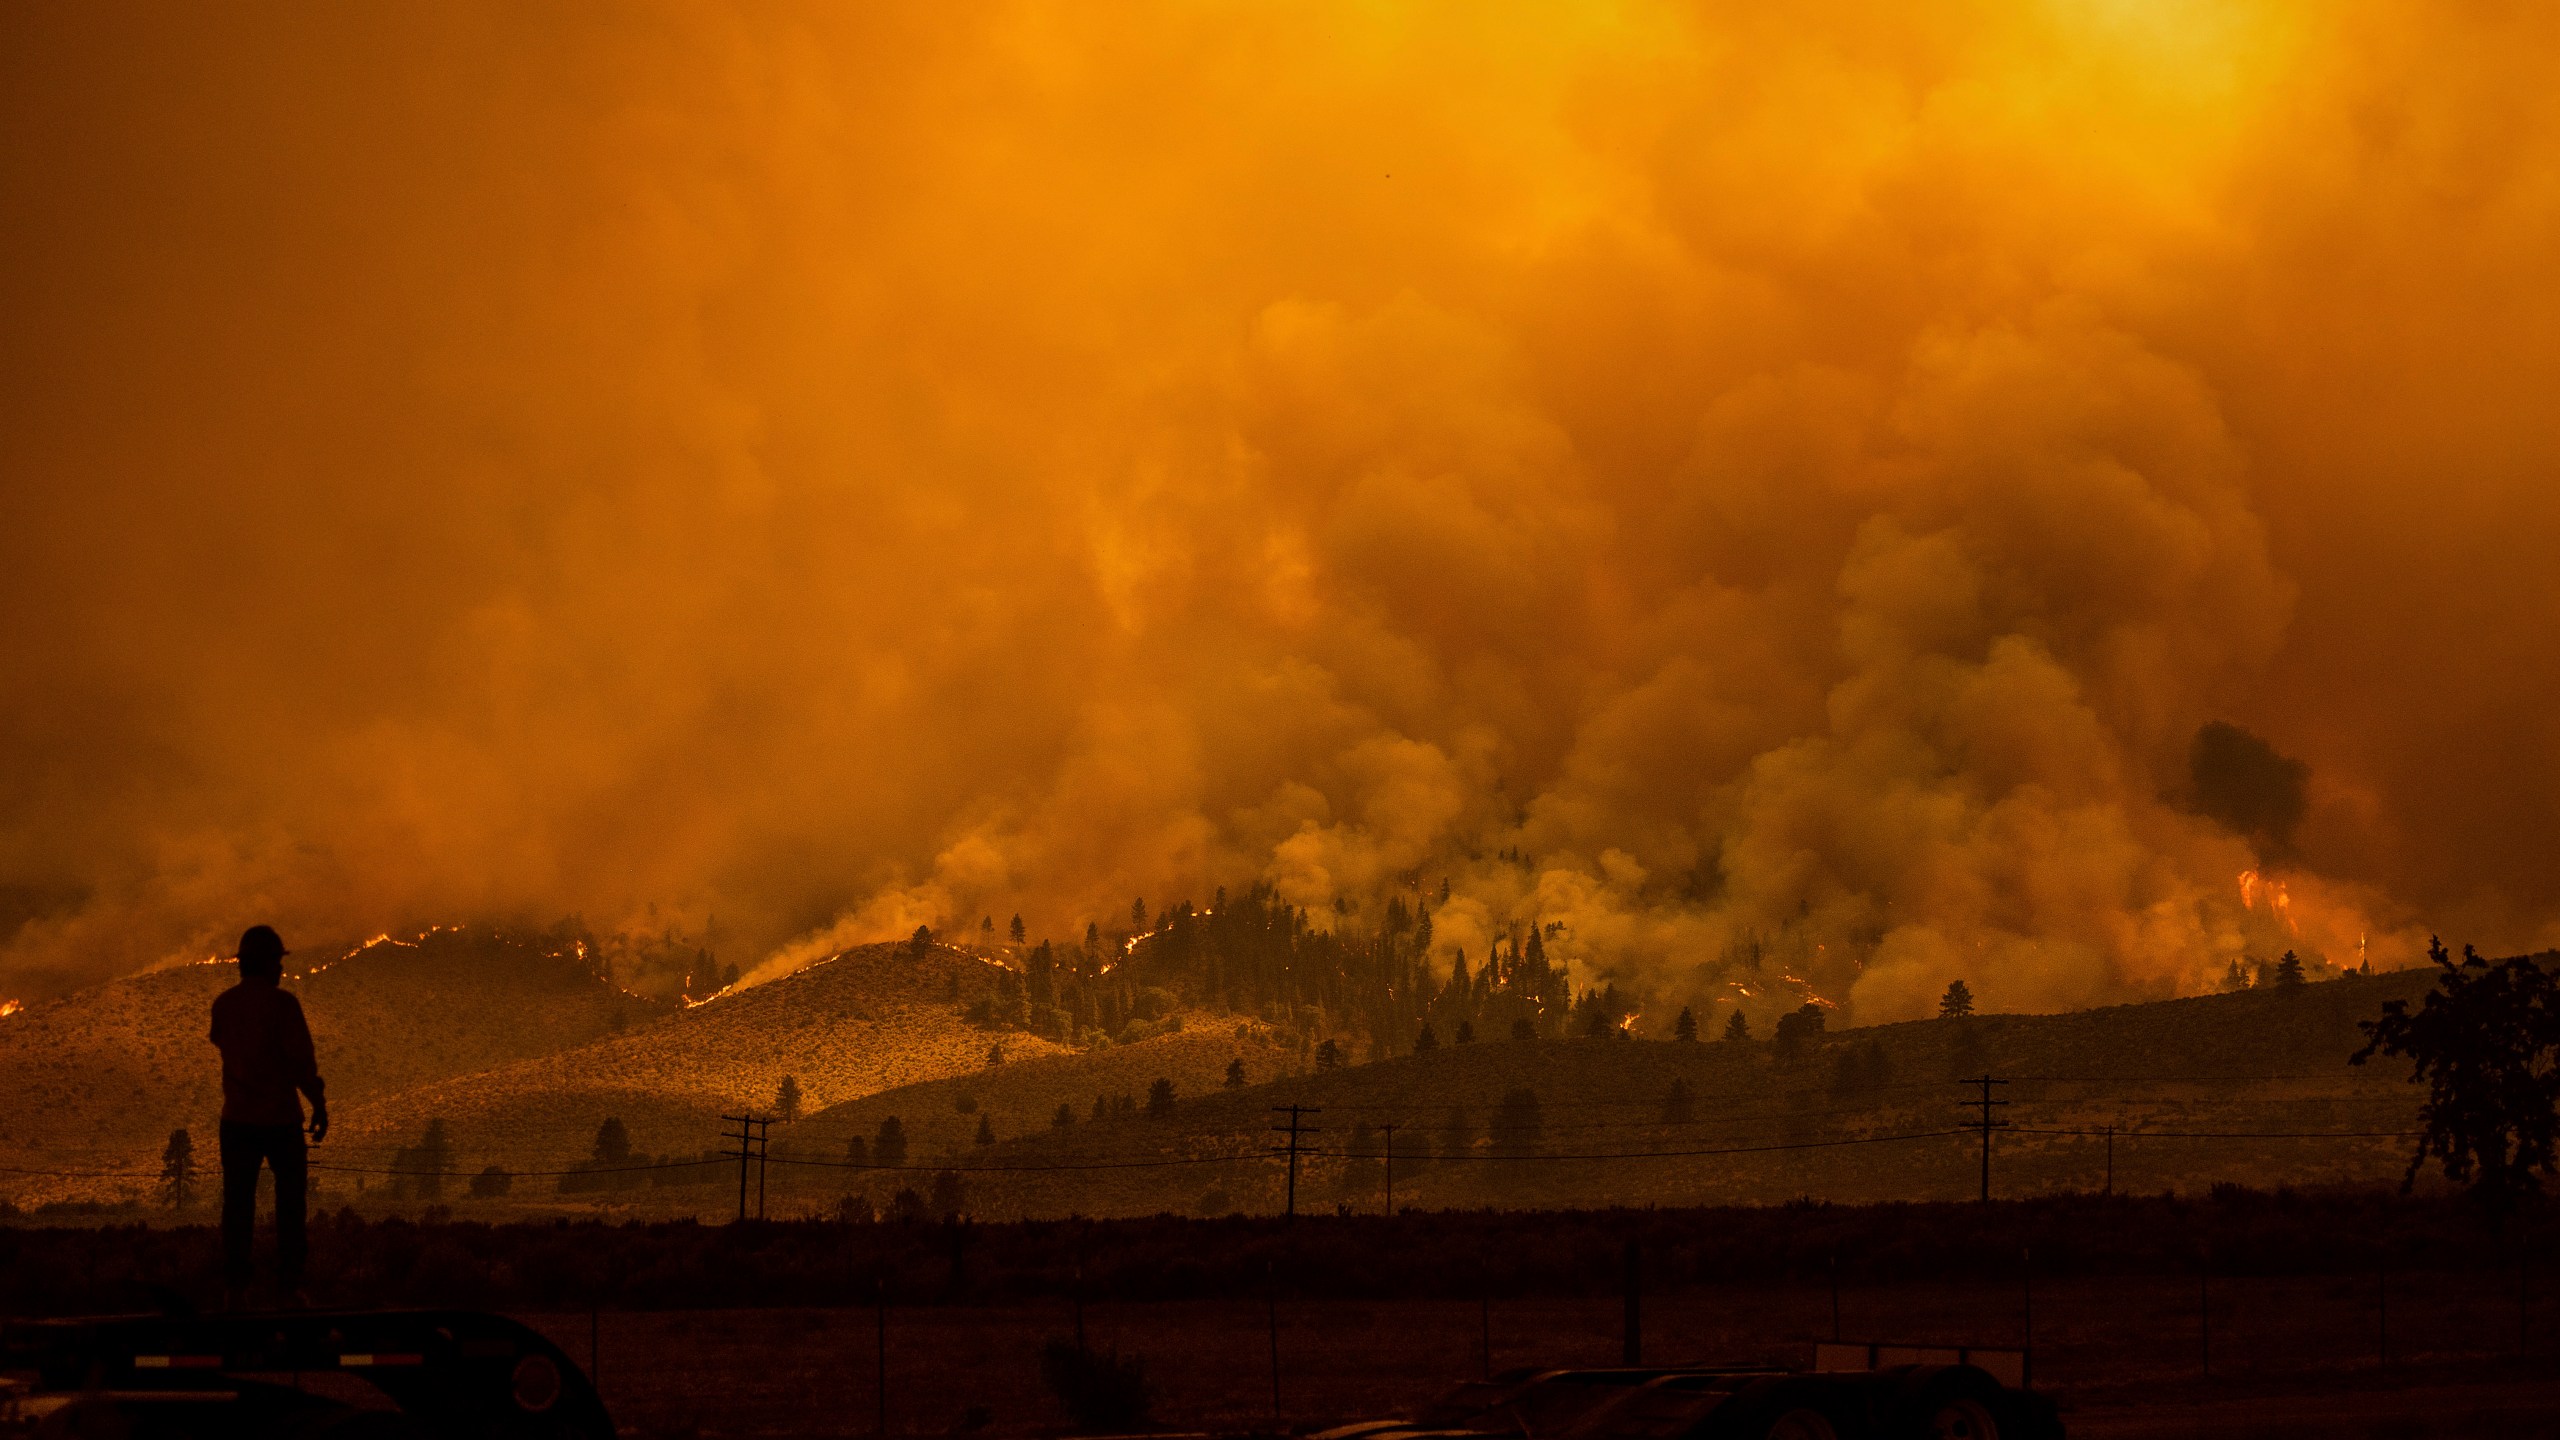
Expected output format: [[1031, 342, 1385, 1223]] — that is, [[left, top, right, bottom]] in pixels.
[[974, 1114, 995, 1146], [1053, 1102, 1076, 1130], [1439, 1105, 1474, 1161], [1415, 1023, 1439, 1052], [1315, 1039, 1343, 1070], [1456, 1020, 1475, 1044], [469, 1166, 512, 1198], [1660, 1078, 1695, 1126], [1146, 1077, 1176, 1116], [1009, 914, 1027, 944], [909, 924, 933, 956], [1939, 980, 1974, 1018], [1773, 1004, 1826, 1061], [775, 1074, 803, 1122], [1224, 1057, 1246, 1088], [1491, 1088, 1544, 1157], [594, 1117, 631, 1165], [1132, 897, 1149, 931], [2273, 950, 2306, 987], [160, 1128, 194, 1209], [412, 1118, 454, 1201], [1674, 1006, 1698, 1042], [2354, 938, 2560, 1219], [874, 1116, 908, 1168]]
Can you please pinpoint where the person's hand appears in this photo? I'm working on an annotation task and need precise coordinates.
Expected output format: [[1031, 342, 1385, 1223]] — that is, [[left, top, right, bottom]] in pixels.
[[307, 1105, 329, 1145]]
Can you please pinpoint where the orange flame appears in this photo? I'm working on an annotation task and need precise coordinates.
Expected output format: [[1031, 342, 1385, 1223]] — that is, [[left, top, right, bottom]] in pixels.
[[0, 998, 21, 1019], [2238, 869, 2298, 934]]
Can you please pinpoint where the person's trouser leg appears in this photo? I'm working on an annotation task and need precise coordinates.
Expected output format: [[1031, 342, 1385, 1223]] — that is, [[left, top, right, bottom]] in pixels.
[[269, 1126, 308, 1292], [218, 1121, 262, 1292]]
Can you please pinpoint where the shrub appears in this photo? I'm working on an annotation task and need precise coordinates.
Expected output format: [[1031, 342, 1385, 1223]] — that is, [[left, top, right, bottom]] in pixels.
[[1040, 1338, 1152, 1430]]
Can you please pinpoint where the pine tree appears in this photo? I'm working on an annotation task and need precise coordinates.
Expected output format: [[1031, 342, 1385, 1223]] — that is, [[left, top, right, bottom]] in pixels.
[[1053, 1103, 1076, 1129], [1456, 1020, 1475, 1044], [1132, 897, 1149, 931], [1661, 1078, 1695, 1126], [594, 1116, 632, 1165], [1415, 1024, 1439, 1052], [1674, 1006, 1699, 1042], [1315, 1039, 1343, 1070], [982, 915, 994, 933], [775, 1074, 803, 1122], [909, 924, 932, 956], [1010, 914, 1027, 943], [974, 1114, 995, 1146], [1224, 1057, 1246, 1088], [1939, 980, 1974, 1018], [1439, 1106, 1474, 1160], [1723, 1010, 1751, 1042], [874, 1116, 908, 1167], [1491, 1089, 1544, 1157], [2274, 950, 2306, 987], [846, 1136, 869, 1166], [161, 1128, 195, 1208], [1773, 1004, 1826, 1061], [416, 1118, 453, 1200], [1147, 1077, 1176, 1116]]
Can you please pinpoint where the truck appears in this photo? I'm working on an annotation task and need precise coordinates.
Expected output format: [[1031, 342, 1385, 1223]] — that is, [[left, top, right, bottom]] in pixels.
[[1312, 1343, 2060, 1440], [0, 1308, 613, 1439]]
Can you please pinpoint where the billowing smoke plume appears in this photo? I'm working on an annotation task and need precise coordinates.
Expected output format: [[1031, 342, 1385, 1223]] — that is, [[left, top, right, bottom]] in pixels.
[[6, 3, 2559, 1017]]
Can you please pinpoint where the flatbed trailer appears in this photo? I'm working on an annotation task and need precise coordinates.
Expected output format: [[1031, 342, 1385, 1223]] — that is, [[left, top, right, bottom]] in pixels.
[[1311, 1346, 2059, 1440], [0, 1309, 612, 1439]]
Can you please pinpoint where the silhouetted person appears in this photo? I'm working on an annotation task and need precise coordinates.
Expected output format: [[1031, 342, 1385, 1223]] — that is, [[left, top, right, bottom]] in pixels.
[[209, 924, 327, 1306]]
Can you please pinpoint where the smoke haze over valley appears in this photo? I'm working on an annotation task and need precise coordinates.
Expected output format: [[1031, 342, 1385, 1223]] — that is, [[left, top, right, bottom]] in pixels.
[[7, 2, 2560, 1020]]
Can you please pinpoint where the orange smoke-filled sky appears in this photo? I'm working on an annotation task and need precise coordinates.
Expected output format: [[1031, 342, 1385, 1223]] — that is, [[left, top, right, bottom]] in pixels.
[[3, 2, 2557, 1017]]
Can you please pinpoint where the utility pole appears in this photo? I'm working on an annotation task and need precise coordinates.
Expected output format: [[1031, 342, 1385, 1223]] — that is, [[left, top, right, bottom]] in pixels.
[[721, 1113, 770, 1223], [1271, 1104, 1320, 1220], [1381, 1122, 1397, 1215], [1621, 1239, 1642, 1365], [1829, 1253, 1841, 1342], [1960, 1077, 2010, 1202]]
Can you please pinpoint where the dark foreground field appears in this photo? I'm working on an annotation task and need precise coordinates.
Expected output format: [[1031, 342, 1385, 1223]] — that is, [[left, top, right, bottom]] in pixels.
[[6, 1192, 2552, 1437], [515, 1279, 2553, 1440]]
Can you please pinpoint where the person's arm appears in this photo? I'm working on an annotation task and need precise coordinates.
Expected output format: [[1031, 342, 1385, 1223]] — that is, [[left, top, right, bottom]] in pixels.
[[286, 995, 328, 1143]]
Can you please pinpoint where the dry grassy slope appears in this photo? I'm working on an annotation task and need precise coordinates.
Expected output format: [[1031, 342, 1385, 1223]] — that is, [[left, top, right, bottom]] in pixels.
[[330, 942, 1072, 1175], [750, 968, 2452, 1221], [791, 1011, 1300, 1165], [0, 927, 654, 1197]]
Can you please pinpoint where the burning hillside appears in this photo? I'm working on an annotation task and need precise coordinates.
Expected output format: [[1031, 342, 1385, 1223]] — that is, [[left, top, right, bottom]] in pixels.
[[5, 4, 2560, 1015]]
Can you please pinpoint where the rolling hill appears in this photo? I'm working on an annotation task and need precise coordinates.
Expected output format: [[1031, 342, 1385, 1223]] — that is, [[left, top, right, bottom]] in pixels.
[[726, 965, 2453, 1222], [321, 940, 1075, 1192], [0, 925, 663, 1201], [0, 943, 2497, 1225]]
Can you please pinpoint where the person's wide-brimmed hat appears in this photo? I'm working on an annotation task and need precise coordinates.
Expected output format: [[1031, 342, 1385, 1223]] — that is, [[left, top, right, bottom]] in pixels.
[[235, 925, 289, 964]]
